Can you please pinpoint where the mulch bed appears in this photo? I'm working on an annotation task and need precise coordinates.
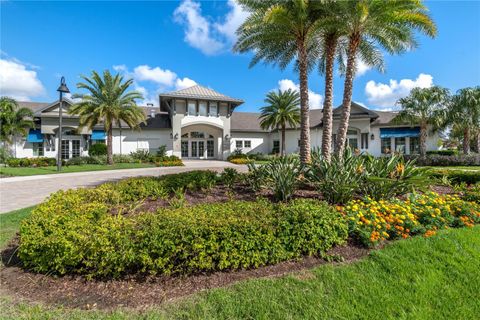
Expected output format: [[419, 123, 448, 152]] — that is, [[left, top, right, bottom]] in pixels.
[[0, 235, 369, 311]]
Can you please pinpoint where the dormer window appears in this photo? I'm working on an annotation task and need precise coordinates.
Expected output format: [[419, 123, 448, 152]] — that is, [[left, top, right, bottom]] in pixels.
[[209, 102, 218, 117], [188, 101, 196, 116], [199, 101, 207, 116]]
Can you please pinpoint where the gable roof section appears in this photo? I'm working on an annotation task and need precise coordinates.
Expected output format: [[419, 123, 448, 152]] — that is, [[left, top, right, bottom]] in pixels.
[[371, 110, 400, 126], [332, 102, 379, 120], [160, 85, 244, 104]]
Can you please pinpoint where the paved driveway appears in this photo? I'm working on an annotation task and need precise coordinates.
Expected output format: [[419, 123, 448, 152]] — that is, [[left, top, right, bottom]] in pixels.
[[0, 161, 246, 213]]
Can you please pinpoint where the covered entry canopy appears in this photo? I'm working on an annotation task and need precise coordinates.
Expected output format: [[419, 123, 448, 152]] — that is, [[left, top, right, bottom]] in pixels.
[[380, 127, 420, 138], [27, 129, 43, 142]]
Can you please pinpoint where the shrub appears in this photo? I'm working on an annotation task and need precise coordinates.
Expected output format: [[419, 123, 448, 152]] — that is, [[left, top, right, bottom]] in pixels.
[[113, 154, 135, 163], [0, 146, 12, 164], [426, 150, 459, 156], [227, 149, 248, 161], [219, 168, 239, 189], [6, 157, 56, 167], [130, 149, 152, 162], [89, 143, 107, 156], [406, 154, 480, 166], [229, 158, 251, 165], [153, 155, 183, 167], [263, 156, 301, 201], [340, 192, 480, 247], [245, 162, 267, 192], [19, 198, 347, 278], [66, 156, 90, 166], [156, 145, 167, 157], [455, 182, 480, 202], [160, 170, 218, 192], [430, 169, 480, 184]]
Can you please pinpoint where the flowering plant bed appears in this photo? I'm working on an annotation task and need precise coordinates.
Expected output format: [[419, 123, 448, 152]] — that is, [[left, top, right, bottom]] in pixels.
[[339, 192, 480, 247]]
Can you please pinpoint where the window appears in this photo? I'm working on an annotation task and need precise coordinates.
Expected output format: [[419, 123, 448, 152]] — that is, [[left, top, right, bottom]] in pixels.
[[273, 140, 280, 154], [244, 140, 251, 148], [188, 101, 196, 116], [33, 142, 44, 157], [395, 137, 406, 154], [190, 131, 205, 138], [209, 102, 218, 117], [361, 133, 369, 149], [410, 137, 420, 154], [236, 140, 243, 149], [181, 133, 189, 138], [61, 140, 70, 159], [381, 138, 392, 154], [347, 129, 358, 135], [199, 101, 207, 116], [348, 138, 358, 150]]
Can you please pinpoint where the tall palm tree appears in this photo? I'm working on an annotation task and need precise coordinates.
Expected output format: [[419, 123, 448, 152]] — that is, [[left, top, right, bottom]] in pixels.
[[334, 0, 437, 156], [0, 97, 34, 157], [259, 89, 301, 155], [69, 70, 145, 165], [235, 0, 323, 164], [447, 87, 480, 155], [394, 86, 450, 158]]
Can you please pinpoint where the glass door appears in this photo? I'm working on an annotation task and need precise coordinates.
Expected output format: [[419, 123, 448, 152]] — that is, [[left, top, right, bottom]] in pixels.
[[198, 141, 205, 159], [207, 140, 214, 158], [191, 141, 198, 158], [181, 141, 189, 158]]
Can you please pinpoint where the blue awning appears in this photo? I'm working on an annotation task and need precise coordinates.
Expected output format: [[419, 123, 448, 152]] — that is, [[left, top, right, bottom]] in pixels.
[[380, 127, 420, 138], [91, 130, 106, 140], [27, 129, 43, 143]]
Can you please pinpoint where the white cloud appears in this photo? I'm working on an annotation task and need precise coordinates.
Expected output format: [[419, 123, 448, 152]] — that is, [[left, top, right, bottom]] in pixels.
[[133, 65, 177, 86], [278, 79, 323, 109], [356, 60, 370, 77], [365, 73, 433, 108], [214, 0, 249, 43], [0, 58, 45, 101], [175, 77, 197, 90], [174, 0, 225, 55], [174, 0, 248, 55], [113, 64, 198, 107]]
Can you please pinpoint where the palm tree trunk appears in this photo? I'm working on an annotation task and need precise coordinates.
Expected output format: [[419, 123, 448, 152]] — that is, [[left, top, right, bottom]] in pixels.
[[463, 127, 471, 155], [107, 125, 113, 165], [321, 34, 337, 162], [419, 122, 427, 158], [297, 39, 311, 164], [475, 131, 480, 153], [281, 124, 286, 156], [335, 33, 360, 156]]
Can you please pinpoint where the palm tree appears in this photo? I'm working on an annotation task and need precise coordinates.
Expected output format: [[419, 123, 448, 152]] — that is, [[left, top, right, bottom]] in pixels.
[[69, 70, 145, 165], [235, 0, 323, 164], [334, 0, 437, 156], [447, 87, 480, 154], [259, 89, 301, 155], [0, 97, 34, 157], [394, 86, 450, 158]]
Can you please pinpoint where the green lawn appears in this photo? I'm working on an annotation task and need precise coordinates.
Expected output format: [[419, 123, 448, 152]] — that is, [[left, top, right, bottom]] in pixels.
[[423, 166, 480, 171], [1, 207, 478, 319], [0, 163, 156, 177]]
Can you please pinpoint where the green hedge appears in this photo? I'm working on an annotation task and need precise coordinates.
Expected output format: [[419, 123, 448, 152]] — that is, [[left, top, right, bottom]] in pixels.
[[430, 169, 480, 184], [426, 150, 459, 156], [89, 143, 107, 156], [19, 197, 347, 278], [6, 157, 57, 167]]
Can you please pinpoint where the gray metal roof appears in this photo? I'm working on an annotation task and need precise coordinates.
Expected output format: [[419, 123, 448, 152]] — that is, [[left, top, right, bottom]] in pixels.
[[160, 85, 244, 104]]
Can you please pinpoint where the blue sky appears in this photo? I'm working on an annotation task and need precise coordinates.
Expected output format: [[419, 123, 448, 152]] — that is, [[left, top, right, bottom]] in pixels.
[[1, 0, 479, 112]]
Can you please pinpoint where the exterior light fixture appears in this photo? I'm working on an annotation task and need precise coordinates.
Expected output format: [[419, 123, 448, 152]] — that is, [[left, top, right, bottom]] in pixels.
[[225, 134, 230, 139], [370, 133, 375, 140], [56, 76, 70, 172]]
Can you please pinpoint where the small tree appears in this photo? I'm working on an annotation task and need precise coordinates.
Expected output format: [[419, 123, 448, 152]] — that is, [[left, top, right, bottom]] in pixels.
[[394, 86, 450, 158], [70, 70, 145, 164], [447, 87, 480, 154], [259, 89, 301, 156], [0, 97, 34, 157]]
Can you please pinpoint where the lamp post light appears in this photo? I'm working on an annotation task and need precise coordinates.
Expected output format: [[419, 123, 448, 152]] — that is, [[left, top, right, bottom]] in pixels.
[[57, 76, 70, 171]]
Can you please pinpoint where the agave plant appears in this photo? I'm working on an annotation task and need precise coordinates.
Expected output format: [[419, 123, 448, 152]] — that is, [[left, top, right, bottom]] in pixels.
[[263, 156, 302, 201], [360, 154, 428, 200], [308, 148, 364, 204]]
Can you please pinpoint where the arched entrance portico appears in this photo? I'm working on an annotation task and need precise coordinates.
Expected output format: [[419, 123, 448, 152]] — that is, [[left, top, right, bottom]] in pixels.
[[180, 124, 223, 159]]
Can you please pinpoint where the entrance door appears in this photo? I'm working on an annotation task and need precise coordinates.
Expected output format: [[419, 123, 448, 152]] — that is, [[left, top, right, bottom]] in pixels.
[[72, 140, 81, 158], [198, 141, 205, 159], [207, 140, 214, 158], [191, 141, 198, 158]]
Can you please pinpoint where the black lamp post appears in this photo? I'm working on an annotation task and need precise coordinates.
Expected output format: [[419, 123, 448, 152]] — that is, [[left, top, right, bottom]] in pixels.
[[57, 76, 70, 171]]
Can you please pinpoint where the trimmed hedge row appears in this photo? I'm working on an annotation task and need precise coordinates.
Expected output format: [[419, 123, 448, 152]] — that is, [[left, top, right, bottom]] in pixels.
[[19, 196, 347, 278], [430, 169, 480, 184], [406, 154, 480, 166], [6, 157, 57, 167]]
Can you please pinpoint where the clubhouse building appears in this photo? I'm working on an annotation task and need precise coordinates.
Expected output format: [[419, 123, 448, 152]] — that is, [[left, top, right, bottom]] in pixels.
[[12, 85, 439, 160]]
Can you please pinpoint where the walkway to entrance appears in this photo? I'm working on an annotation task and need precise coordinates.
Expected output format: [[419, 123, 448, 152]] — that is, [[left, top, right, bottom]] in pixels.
[[0, 161, 246, 213]]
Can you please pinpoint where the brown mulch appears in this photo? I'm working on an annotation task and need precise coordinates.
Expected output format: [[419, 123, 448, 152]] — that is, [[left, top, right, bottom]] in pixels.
[[0, 235, 369, 311]]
